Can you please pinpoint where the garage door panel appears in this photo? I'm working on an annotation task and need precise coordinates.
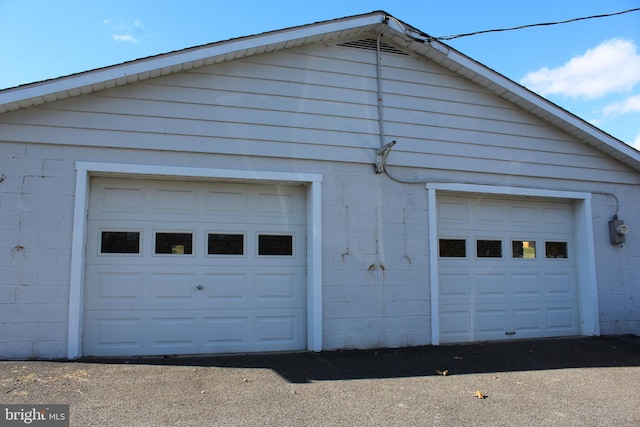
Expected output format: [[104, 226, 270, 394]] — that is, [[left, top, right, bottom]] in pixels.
[[475, 273, 508, 299], [545, 272, 576, 296], [547, 306, 579, 332], [475, 202, 504, 225], [439, 272, 471, 306], [203, 310, 305, 350], [84, 313, 144, 351], [255, 271, 302, 301], [150, 317, 199, 347], [511, 273, 542, 297], [542, 206, 572, 227], [440, 308, 471, 342], [84, 178, 307, 356], [151, 273, 198, 302], [154, 188, 198, 214], [438, 195, 579, 343], [256, 313, 302, 344], [205, 189, 249, 209], [438, 201, 467, 223], [89, 271, 144, 304], [200, 269, 306, 308], [203, 273, 249, 301], [99, 186, 145, 213], [509, 205, 537, 226], [205, 192, 253, 225], [204, 316, 250, 345], [512, 308, 543, 332], [90, 179, 306, 222], [476, 308, 509, 336], [255, 191, 303, 220]]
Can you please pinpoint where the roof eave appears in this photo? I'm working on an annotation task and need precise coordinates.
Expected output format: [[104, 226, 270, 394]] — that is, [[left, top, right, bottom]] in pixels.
[[0, 12, 386, 113]]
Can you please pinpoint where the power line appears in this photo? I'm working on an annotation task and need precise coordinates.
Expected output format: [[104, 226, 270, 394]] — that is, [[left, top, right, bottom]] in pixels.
[[433, 7, 640, 41]]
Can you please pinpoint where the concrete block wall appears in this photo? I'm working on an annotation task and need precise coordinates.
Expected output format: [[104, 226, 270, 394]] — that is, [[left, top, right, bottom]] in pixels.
[[0, 142, 75, 359], [321, 165, 431, 350], [591, 187, 640, 335], [1, 141, 639, 359]]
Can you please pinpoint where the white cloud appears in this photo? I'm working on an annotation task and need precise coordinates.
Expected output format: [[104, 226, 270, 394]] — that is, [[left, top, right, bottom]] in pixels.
[[107, 18, 146, 44], [602, 94, 640, 117], [112, 34, 139, 43], [521, 38, 640, 99], [133, 19, 144, 30]]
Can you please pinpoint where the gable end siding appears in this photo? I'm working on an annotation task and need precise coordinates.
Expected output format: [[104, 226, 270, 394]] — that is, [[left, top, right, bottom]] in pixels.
[[1, 39, 638, 184]]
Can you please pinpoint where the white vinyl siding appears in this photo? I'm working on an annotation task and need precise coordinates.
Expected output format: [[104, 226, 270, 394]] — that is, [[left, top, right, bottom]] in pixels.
[[1, 40, 638, 185]]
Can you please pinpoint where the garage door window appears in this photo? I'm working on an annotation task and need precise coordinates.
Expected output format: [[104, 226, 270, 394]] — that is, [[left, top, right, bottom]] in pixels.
[[208, 233, 244, 255], [100, 231, 140, 254], [258, 234, 293, 256], [439, 239, 466, 257], [476, 239, 502, 258], [545, 241, 568, 258], [512, 240, 536, 259], [155, 232, 193, 255]]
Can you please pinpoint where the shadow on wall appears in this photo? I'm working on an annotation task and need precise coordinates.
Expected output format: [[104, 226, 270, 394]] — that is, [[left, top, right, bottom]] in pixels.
[[78, 336, 640, 384]]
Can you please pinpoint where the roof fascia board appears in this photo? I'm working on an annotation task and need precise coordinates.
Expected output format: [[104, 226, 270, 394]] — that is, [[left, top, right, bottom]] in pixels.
[[0, 12, 385, 110]]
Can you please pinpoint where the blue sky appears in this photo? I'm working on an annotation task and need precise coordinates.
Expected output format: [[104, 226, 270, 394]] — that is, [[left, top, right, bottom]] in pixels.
[[1, 0, 639, 149]]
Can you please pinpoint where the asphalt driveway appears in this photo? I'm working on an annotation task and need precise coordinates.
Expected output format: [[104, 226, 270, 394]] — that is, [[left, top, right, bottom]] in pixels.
[[2, 335, 640, 426]]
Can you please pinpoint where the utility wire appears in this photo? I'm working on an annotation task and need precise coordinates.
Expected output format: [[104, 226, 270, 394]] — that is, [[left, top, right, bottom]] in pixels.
[[433, 7, 640, 41]]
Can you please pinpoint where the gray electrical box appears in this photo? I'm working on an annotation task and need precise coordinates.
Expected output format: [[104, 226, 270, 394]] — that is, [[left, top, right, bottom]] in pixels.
[[608, 217, 629, 244]]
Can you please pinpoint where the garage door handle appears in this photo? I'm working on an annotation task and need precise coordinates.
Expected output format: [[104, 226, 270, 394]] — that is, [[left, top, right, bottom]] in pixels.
[[195, 285, 204, 291]]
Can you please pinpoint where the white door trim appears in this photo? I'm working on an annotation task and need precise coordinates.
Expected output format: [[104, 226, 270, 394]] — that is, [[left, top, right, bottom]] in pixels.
[[68, 161, 323, 358], [426, 182, 599, 345]]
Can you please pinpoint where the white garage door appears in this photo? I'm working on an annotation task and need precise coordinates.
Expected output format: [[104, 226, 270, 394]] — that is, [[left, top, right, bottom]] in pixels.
[[437, 194, 579, 343], [83, 177, 307, 356]]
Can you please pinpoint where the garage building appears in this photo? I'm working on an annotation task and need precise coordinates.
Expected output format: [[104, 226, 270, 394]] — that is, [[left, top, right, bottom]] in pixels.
[[0, 11, 638, 359]]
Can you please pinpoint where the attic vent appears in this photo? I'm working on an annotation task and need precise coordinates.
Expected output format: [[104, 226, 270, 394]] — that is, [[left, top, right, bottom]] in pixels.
[[337, 39, 408, 55]]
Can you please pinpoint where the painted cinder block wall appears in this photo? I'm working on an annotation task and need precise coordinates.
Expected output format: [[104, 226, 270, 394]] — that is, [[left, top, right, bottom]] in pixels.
[[590, 184, 640, 335], [1, 142, 638, 359], [0, 142, 75, 358], [321, 168, 431, 350], [1, 36, 639, 359]]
